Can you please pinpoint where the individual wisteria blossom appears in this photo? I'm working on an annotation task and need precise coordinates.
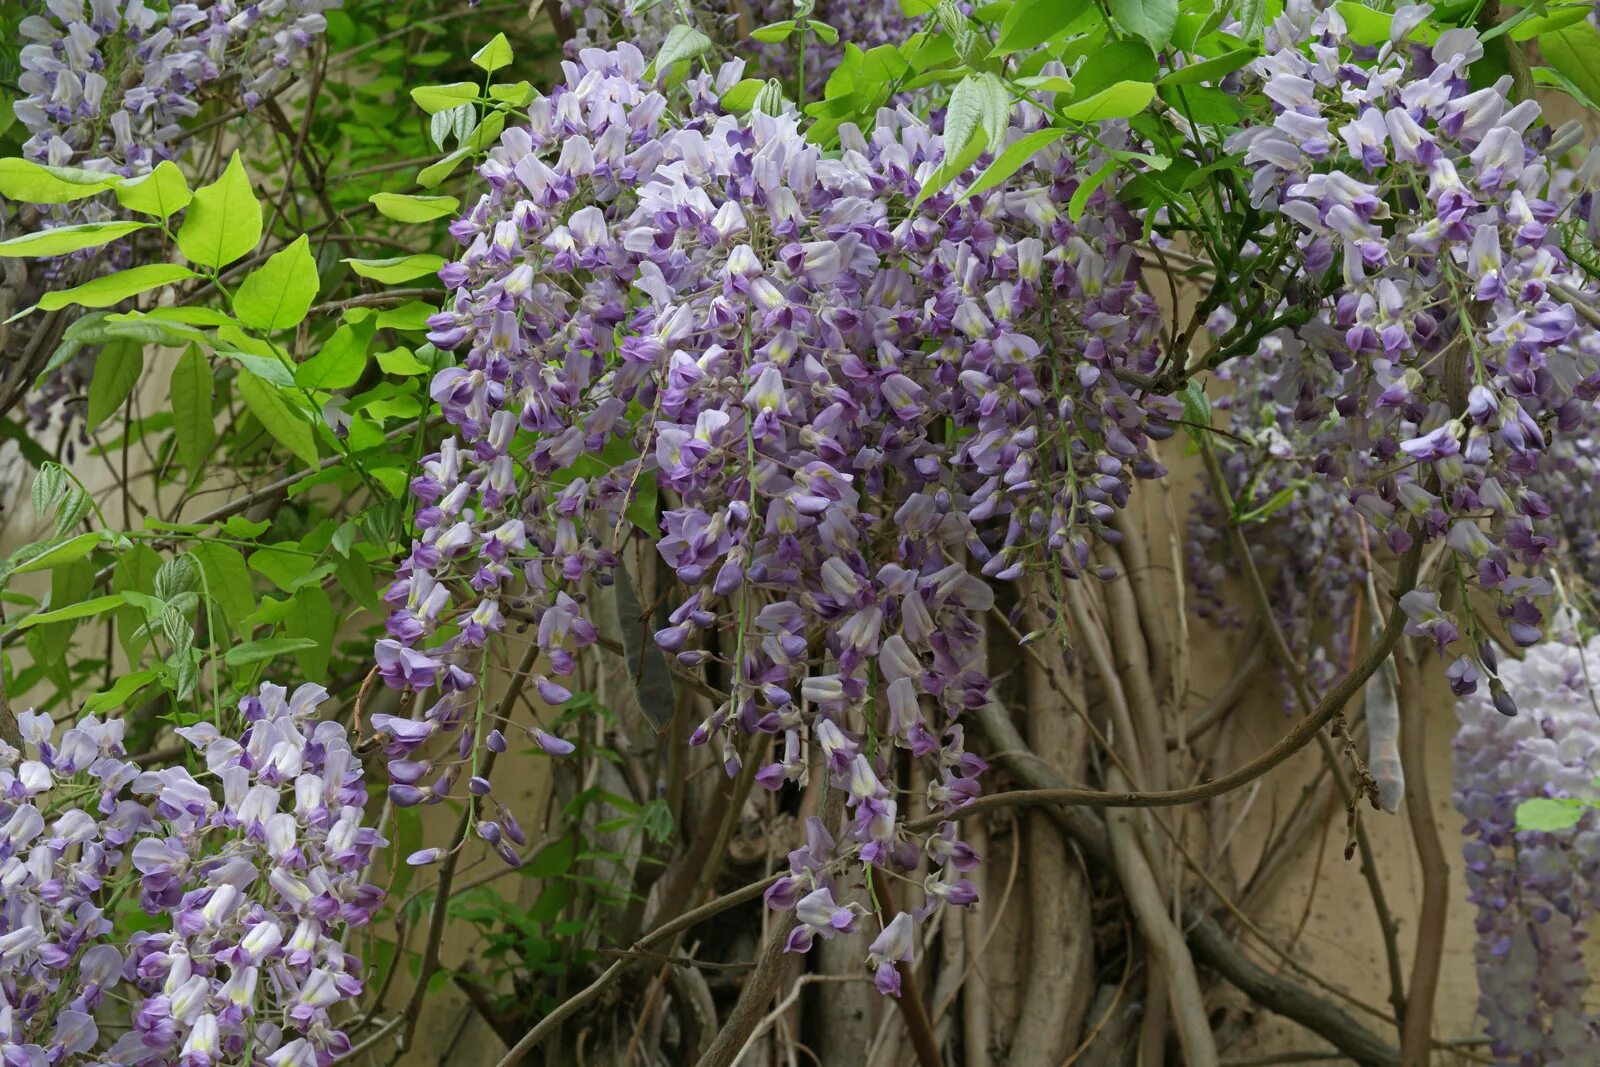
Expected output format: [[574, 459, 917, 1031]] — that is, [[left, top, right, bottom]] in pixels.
[[373, 38, 1183, 988], [17, 0, 343, 176], [1454, 638, 1600, 1064], [0, 682, 383, 1064]]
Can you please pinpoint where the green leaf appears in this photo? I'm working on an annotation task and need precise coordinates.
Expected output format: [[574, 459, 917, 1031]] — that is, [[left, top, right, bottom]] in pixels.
[[944, 74, 1006, 165], [0, 416, 51, 469], [1073, 40, 1157, 100], [653, 24, 713, 79], [527, 836, 576, 877], [13, 532, 110, 575], [1335, 1, 1393, 46], [1515, 797, 1587, 833], [1541, 23, 1600, 112], [237, 372, 319, 466], [1159, 46, 1258, 86], [170, 345, 216, 475], [113, 161, 193, 217], [808, 20, 841, 44], [223, 350, 296, 388], [0, 220, 149, 259], [190, 542, 256, 632], [721, 79, 765, 112], [1237, 0, 1266, 42], [224, 636, 321, 667], [471, 32, 514, 72], [953, 126, 1068, 203], [86, 339, 144, 431], [417, 147, 470, 189], [176, 152, 262, 269], [1180, 379, 1211, 445], [409, 82, 478, 114], [285, 585, 334, 681], [376, 347, 430, 375], [488, 81, 535, 105], [297, 318, 374, 390], [113, 544, 162, 661], [369, 192, 460, 222], [0, 159, 114, 204], [751, 20, 796, 43], [1068, 158, 1118, 222], [249, 545, 319, 593], [1240, 483, 1306, 523], [1108, 0, 1177, 48], [1506, 6, 1592, 42], [16, 594, 127, 630], [1061, 80, 1156, 122], [83, 669, 159, 713], [234, 234, 319, 332], [344, 254, 445, 284], [30, 264, 196, 314], [993, 0, 1090, 55]]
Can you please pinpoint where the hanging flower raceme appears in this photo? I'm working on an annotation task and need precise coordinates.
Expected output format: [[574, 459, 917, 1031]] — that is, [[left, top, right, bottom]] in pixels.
[[378, 40, 1175, 992], [0, 682, 383, 1065], [1192, 1, 1600, 696], [18, 0, 342, 176], [1454, 637, 1600, 1064]]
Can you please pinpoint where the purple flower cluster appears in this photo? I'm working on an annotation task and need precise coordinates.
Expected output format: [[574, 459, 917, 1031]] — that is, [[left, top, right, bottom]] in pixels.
[[375, 42, 1174, 988], [1211, 1, 1600, 690], [0, 682, 382, 1065], [17, 0, 341, 175], [1454, 638, 1600, 1064]]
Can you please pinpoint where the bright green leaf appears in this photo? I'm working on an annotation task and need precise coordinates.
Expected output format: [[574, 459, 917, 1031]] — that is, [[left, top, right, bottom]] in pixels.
[[176, 152, 262, 269], [954, 126, 1068, 203], [471, 32, 514, 73], [751, 20, 796, 43], [0, 220, 149, 259], [409, 82, 478, 114], [653, 24, 713, 79], [1061, 80, 1156, 122], [83, 669, 159, 713], [170, 346, 216, 474], [344, 254, 445, 284], [417, 147, 470, 189], [234, 235, 319, 332], [1335, 1, 1393, 46], [297, 318, 374, 390], [29, 264, 196, 315], [369, 192, 460, 223], [16, 594, 127, 630], [1542, 22, 1600, 113], [721, 79, 765, 112], [0, 158, 114, 204], [1515, 797, 1587, 833], [238, 372, 319, 466], [113, 161, 193, 217], [489, 81, 535, 105], [13, 532, 110, 575], [86, 339, 144, 431], [1068, 158, 1118, 222], [376, 347, 430, 375]]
